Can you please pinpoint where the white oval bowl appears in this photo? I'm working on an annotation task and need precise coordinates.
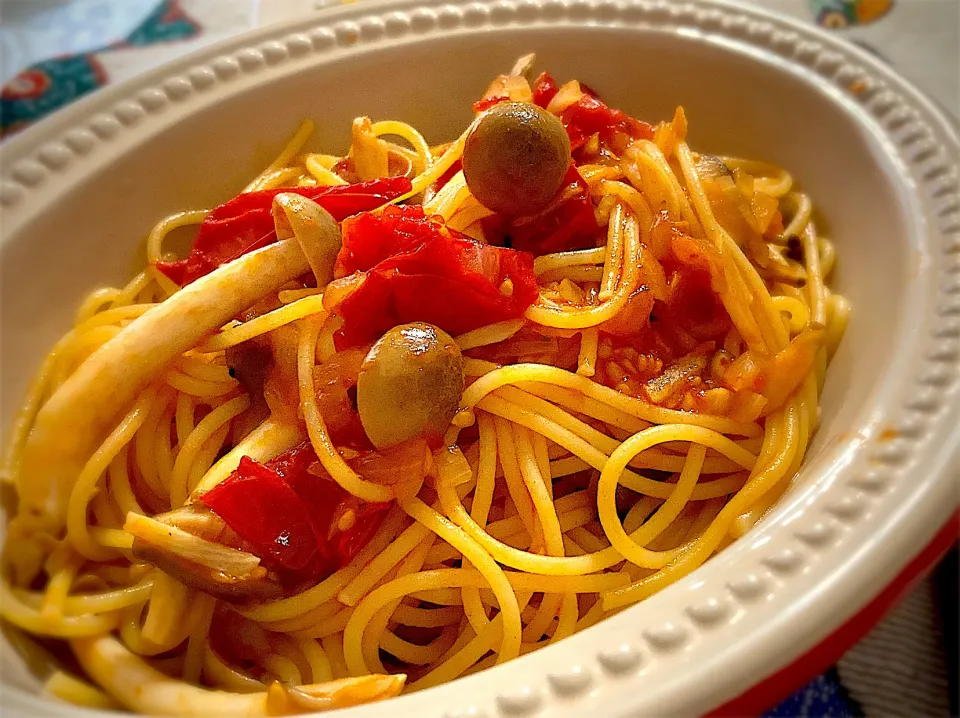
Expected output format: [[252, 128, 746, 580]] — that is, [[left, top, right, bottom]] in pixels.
[[1, 1, 958, 716]]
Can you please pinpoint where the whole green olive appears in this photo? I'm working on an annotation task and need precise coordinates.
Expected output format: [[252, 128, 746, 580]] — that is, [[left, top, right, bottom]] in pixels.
[[356, 323, 465, 450], [463, 101, 571, 216]]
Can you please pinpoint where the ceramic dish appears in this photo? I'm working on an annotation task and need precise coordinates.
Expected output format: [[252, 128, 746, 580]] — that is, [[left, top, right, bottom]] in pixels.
[[1, 1, 958, 716]]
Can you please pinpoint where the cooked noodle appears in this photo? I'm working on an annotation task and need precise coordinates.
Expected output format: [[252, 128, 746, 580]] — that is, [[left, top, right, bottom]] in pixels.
[[1, 58, 845, 715]]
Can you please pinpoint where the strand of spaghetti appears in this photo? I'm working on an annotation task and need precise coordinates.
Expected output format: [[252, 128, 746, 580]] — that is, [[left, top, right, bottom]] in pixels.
[[186, 422, 232, 496], [424, 500, 596, 565], [141, 571, 195, 649], [495, 385, 756, 473], [447, 197, 495, 234], [66, 388, 157, 561], [319, 635, 349, 680], [621, 143, 684, 222], [596, 180, 656, 239], [304, 154, 348, 186], [603, 401, 801, 609], [174, 392, 196, 448], [146, 210, 208, 264], [152, 401, 177, 487], [239, 506, 406, 622], [344, 570, 483, 676], [13, 578, 153, 617], [454, 319, 526, 352], [371, 120, 432, 173], [401, 498, 522, 662], [391, 604, 463, 627], [197, 295, 327, 352], [259, 598, 342, 634], [203, 648, 264, 693], [169, 395, 249, 507], [381, 623, 459, 666], [409, 615, 504, 691], [19, 238, 311, 525], [182, 593, 216, 684], [538, 265, 605, 284], [359, 532, 436, 673], [533, 247, 607, 276], [245, 120, 315, 192], [40, 546, 84, 620], [462, 362, 760, 436], [388, 122, 472, 205], [492, 417, 540, 551], [526, 204, 641, 329], [633, 140, 702, 233], [523, 382, 649, 435], [514, 425, 564, 555], [437, 461, 679, 574], [513, 423, 568, 643], [0, 578, 118, 637], [249, 166, 305, 192], [177, 354, 233, 384], [819, 236, 836, 278], [802, 222, 827, 328], [294, 607, 352, 639], [599, 202, 625, 300], [338, 522, 432, 606], [164, 370, 236, 398], [677, 141, 788, 353], [75, 287, 121, 324], [110, 271, 155, 312], [735, 374, 816, 535], [297, 317, 392, 502], [719, 157, 793, 198], [1, 350, 57, 484], [298, 637, 334, 683], [262, 655, 302, 684], [772, 295, 809, 335], [478, 394, 752, 501], [45, 669, 120, 710], [597, 430, 708, 568], [461, 413, 498, 631], [577, 328, 599, 377], [191, 416, 303, 498], [780, 192, 813, 240]]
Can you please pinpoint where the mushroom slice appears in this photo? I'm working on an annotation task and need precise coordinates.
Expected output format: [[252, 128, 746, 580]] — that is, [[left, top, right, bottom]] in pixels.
[[72, 634, 405, 717], [125, 511, 282, 603], [18, 240, 310, 525], [272, 194, 342, 288]]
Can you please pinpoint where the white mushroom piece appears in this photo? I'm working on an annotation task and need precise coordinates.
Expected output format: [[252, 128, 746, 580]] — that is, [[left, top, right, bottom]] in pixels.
[[16, 193, 342, 526], [72, 634, 405, 717]]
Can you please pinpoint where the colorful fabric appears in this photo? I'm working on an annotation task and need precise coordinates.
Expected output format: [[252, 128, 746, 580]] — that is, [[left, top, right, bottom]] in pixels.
[[807, 0, 894, 29], [1, 54, 107, 137], [0, 2, 953, 716], [0, 0, 201, 136]]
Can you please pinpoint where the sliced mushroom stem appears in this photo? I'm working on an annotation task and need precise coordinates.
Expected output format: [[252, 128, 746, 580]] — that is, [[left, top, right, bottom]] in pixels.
[[126, 510, 282, 603], [71, 634, 405, 717], [272, 194, 342, 288], [18, 240, 310, 525]]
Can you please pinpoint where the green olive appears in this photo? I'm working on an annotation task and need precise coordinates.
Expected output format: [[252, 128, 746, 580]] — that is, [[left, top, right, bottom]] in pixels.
[[357, 323, 465, 449], [463, 101, 571, 216]]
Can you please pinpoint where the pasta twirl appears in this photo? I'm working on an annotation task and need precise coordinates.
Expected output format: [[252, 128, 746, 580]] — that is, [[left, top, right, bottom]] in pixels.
[[0, 56, 844, 716]]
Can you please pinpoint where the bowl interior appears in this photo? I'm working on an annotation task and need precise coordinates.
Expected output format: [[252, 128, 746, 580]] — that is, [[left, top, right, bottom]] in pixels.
[[0, 23, 914, 710]]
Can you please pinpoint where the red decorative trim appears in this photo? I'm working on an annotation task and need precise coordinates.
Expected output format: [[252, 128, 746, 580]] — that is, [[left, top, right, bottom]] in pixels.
[[708, 510, 960, 717], [85, 53, 109, 86]]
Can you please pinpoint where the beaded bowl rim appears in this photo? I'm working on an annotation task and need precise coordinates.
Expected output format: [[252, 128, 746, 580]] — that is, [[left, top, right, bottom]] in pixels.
[[1, 1, 958, 716]]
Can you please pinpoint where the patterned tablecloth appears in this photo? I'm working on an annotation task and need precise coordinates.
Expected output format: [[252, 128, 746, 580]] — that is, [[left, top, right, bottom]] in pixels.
[[0, 1, 956, 715]]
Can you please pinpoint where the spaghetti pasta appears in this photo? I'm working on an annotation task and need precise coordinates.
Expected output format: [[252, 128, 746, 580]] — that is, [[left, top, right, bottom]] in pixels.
[[1, 57, 844, 715]]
